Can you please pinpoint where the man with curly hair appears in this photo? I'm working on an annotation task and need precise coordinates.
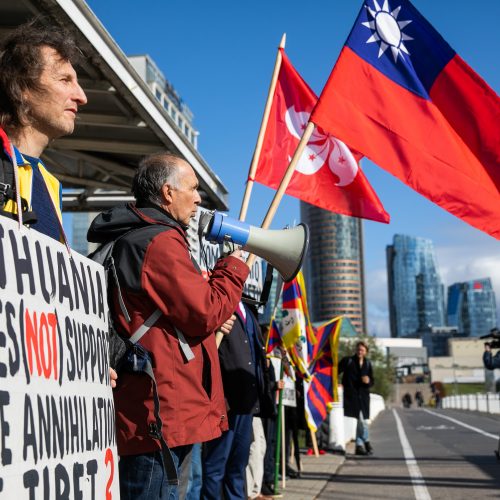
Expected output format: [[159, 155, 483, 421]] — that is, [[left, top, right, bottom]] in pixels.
[[0, 19, 87, 239]]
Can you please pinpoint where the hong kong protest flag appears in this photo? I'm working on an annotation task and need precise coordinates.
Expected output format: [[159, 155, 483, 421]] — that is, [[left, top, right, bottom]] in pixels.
[[311, 0, 500, 238], [253, 49, 389, 224]]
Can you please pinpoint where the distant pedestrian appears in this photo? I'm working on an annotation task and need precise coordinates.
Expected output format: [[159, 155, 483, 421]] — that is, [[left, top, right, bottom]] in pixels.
[[402, 393, 412, 408], [338, 341, 374, 456], [415, 391, 424, 408]]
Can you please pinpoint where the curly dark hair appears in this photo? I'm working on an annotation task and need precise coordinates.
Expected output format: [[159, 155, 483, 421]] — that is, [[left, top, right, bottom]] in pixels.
[[0, 18, 82, 129]]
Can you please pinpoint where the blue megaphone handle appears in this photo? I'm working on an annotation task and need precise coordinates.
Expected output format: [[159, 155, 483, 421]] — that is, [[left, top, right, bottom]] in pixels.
[[205, 212, 250, 246]]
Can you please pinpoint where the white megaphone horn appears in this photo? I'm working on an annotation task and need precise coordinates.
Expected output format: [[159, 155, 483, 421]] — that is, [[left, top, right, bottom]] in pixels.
[[199, 211, 309, 282]]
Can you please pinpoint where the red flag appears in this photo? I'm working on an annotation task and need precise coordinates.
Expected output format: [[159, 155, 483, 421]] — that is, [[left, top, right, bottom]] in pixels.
[[253, 49, 389, 224], [311, 0, 500, 238]]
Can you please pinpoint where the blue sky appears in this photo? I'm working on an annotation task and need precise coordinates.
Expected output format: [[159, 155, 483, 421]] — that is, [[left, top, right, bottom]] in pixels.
[[84, 0, 499, 336]]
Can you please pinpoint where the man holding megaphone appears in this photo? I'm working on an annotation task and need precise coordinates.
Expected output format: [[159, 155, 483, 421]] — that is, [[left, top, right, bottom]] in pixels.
[[88, 152, 249, 499]]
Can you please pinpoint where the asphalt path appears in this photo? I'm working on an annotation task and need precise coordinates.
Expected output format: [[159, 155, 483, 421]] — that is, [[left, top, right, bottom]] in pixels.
[[319, 408, 500, 500]]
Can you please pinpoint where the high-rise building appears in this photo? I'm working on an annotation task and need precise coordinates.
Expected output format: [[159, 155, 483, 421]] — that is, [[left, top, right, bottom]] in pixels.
[[128, 55, 199, 149], [300, 202, 366, 334], [447, 278, 498, 337], [386, 234, 445, 338]]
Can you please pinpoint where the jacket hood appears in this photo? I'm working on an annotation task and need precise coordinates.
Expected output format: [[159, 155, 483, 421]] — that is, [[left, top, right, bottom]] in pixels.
[[87, 202, 185, 244]]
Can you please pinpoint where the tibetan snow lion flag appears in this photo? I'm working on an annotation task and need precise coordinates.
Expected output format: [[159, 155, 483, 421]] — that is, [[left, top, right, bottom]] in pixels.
[[253, 49, 389, 224], [304, 317, 342, 432], [311, 0, 500, 238], [265, 318, 282, 354], [281, 272, 314, 380]]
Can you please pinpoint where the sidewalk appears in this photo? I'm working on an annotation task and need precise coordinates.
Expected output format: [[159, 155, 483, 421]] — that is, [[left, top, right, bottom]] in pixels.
[[269, 445, 351, 499]]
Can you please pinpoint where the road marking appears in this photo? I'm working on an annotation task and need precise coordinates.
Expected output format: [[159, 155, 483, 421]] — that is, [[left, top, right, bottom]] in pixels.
[[393, 409, 432, 500], [416, 424, 455, 431], [423, 409, 499, 440]]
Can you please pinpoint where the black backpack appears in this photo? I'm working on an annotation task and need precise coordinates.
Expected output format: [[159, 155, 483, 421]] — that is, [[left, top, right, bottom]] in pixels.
[[88, 228, 179, 485]]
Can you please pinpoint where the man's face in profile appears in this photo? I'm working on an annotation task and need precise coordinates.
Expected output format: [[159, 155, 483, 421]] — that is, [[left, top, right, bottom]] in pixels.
[[166, 161, 202, 226], [23, 46, 87, 141]]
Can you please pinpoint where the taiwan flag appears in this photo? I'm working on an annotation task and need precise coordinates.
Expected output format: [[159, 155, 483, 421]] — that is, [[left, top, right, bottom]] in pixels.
[[253, 49, 389, 224], [311, 0, 500, 238]]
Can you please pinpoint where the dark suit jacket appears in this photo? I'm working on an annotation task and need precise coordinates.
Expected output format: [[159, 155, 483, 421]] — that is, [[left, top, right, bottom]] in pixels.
[[218, 304, 274, 416]]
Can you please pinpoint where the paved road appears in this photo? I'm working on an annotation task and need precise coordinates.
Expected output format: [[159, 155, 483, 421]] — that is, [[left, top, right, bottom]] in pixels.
[[319, 408, 500, 500]]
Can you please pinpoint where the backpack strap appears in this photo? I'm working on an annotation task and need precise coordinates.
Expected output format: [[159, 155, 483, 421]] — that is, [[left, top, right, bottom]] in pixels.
[[0, 153, 37, 224], [129, 308, 163, 344]]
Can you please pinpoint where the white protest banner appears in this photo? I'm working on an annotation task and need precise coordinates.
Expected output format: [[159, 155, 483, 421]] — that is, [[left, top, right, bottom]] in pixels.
[[0, 217, 119, 498], [270, 357, 296, 407]]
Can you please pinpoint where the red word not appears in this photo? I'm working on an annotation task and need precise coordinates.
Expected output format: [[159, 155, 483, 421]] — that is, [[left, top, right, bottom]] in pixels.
[[25, 308, 58, 380]]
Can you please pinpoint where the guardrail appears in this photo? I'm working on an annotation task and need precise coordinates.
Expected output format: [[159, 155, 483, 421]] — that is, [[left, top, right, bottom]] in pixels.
[[442, 393, 500, 414]]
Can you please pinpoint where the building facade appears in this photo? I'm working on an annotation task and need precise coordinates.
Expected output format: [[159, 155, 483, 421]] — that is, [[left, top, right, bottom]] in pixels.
[[129, 55, 199, 149], [300, 202, 366, 334], [387, 234, 445, 338], [447, 278, 497, 337]]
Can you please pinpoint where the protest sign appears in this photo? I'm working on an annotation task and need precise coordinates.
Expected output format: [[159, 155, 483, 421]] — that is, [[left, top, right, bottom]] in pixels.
[[0, 218, 119, 498], [270, 357, 296, 407], [188, 208, 265, 302]]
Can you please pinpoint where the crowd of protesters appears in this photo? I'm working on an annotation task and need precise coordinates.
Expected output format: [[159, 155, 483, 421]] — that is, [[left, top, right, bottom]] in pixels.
[[0, 19, 298, 499], [0, 18, 376, 500]]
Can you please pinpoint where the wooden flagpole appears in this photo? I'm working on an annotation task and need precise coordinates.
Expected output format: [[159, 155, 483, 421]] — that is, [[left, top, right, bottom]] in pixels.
[[239, 33, 287, 222], [246, 120, 316, 269], [310, 428, 320, 457], [217, 35, 286, 350]]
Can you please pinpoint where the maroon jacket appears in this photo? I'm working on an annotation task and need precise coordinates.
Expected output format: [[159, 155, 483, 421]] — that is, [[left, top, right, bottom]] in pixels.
[[88, 204, 249, 453]]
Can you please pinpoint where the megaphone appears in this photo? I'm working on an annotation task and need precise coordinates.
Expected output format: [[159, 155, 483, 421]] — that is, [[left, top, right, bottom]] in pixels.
[[199, 211, 309, 282]]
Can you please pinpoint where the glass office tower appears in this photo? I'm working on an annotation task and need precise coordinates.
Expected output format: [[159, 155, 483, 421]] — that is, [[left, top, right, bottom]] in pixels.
[[447, 278, 497, 337], [301, 202, 366, 334], [386, 234, 445, 337]]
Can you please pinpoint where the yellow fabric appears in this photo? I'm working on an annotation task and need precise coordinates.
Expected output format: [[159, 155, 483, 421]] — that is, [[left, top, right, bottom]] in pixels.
[[3, 154, 62, 220]]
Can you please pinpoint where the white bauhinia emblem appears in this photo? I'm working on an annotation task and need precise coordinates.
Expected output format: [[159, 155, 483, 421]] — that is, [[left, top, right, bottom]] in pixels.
[[362, 0, 413, 62], [285, 106, 358, 187]]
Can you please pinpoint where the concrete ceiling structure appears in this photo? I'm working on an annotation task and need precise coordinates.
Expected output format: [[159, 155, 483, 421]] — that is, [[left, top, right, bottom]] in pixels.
[[0, 0, 229, 212]]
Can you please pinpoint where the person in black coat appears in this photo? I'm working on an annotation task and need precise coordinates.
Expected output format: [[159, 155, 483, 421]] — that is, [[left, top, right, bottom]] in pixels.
[[338, 341, 375, 456], [483, 339, 500, 370], [202, 300, 273, 499]]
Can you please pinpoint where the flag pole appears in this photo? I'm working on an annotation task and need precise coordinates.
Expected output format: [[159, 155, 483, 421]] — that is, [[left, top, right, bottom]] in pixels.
[[310, 428, 320, 457], [246, 120, 316, 269], [273, 359, 285, 495], [281, 400, 286, 489], [239, 33, 286, 222]]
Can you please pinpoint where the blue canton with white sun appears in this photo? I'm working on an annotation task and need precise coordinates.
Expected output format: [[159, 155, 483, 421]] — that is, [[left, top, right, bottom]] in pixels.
[[346, 0, 455, 98]]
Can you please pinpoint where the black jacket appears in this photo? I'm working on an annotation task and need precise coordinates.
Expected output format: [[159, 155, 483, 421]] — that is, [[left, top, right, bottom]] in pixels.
[[483, 351, 500, 370], [218, 303, 275, 417], [338, 355, 374, 419]]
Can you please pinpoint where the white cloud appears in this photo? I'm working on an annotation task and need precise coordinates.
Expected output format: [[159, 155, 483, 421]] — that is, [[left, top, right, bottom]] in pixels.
[[364, 244, 500, 338], [365, 268, 390, 337]]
